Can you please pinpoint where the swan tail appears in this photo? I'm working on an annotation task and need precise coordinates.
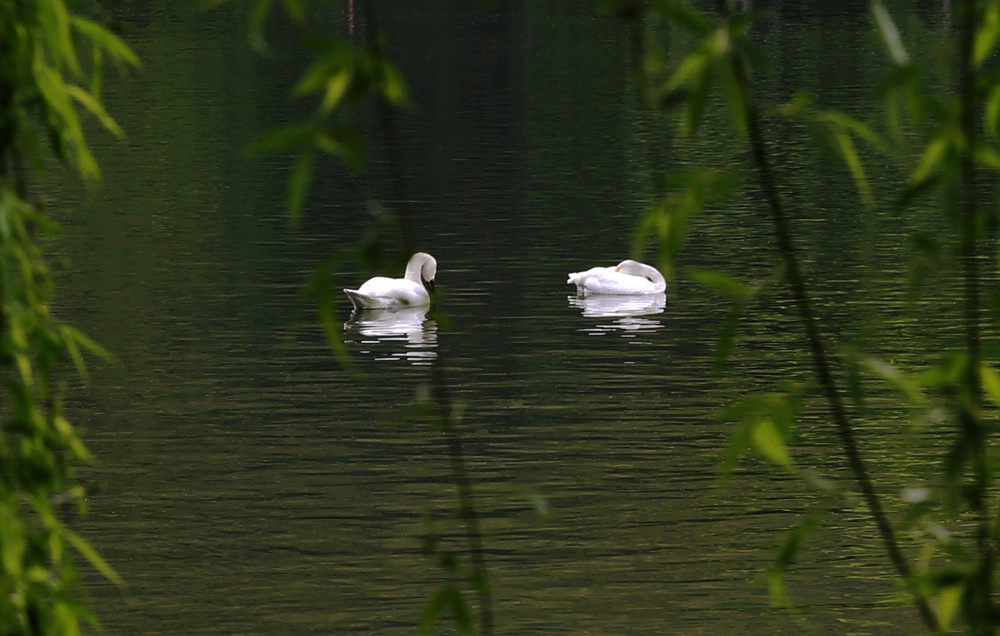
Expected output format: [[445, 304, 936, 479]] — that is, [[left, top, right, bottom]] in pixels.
[[344, 289, 387, 310]]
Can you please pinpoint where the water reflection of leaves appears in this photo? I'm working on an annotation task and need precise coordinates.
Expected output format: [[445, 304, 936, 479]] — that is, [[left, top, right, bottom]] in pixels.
[[344, 306, 437, 364], [568, 294, 666, 337]]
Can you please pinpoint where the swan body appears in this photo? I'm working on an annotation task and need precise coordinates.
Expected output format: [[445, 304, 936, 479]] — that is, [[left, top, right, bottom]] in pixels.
[[567, 259, 666, 296], [344, 252, 437, 310]]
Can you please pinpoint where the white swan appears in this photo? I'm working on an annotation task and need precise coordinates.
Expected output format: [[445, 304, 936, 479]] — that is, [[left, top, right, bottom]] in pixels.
[[567, 259, 666, 296], [344, 252, 437, 309]]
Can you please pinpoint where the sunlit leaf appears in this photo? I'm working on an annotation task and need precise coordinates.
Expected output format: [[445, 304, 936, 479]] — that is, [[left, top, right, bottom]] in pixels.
[[909, 134, 951, 188], [666, 49, 709, 93], [974, 143, 1000, 171], [981, 364, 1000, 410], [39, 0, 82, 77], [986, 83, 1000, 140], [834, 131, 874, 208], [65, 530, 123, 586], [872, 1, 909, 66], [935, 584, 963, 631], [65, 85, 124, 138], [377, 61, 410, 105], [70, 17, 141, 68], [321, 68, 353, 113], [861, 356, 926, 407], [975, 2, 1000, 68], [751, 418, 792, 467]]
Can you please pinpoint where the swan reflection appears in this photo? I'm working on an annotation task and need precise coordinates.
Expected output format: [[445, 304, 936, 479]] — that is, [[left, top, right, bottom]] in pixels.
[[568, 293, 666, 337], [344, 306, 437, 364]]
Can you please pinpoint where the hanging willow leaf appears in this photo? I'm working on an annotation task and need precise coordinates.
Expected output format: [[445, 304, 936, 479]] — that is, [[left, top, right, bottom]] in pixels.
[[872, 1, 909, 66], [975, 1, 1000, 68], [769, 506, 826, 608], [286, 151, 314, 228]]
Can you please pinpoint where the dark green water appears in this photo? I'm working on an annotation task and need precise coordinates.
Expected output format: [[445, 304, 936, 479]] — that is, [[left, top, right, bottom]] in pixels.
[[46, 1, 967, 633]]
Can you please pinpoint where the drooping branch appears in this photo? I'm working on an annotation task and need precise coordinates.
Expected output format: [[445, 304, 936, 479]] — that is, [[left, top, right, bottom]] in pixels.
[[713, 0, 939, 630], [431, 362, 494, 636]]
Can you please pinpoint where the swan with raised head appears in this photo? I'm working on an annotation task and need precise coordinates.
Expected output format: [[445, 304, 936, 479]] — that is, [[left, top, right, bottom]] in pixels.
[[567, 259, 666, 296], [344, 252, 437, 309]]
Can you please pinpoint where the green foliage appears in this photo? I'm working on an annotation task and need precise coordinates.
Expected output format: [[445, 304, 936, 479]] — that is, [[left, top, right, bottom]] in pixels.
[[0, 1, 136, 632], [238, 0, 410, 227]]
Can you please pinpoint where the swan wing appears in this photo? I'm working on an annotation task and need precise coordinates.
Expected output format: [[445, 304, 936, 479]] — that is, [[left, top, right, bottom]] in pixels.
[[569, 267, 660, 295], [345, 276, 430, 309]]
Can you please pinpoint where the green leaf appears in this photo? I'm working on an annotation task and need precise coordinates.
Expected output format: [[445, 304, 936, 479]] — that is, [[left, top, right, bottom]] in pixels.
[[307, 253, 359, 374], [986, 83, 1000, 140], [59, 325, 113, 382], [974, 142, 1000, 171], [769, 506, 825, 608], [909, 134, 951, 187], [975, 2, 1000, 68], [377, 61, 410, 105], [751, 418, 791, 467], [861, 356, 926, 407], [40, 0, 82, 77], [688, 268, 752, 300], [819, 110, 891, 155], [65, 84, 125, 138], [281, 0, 306, 23], [720, 61, 748, 139], [246, 123, 316, 155], [834, 131, 874, 208], [249, 0, 274, 49], [419, 584, 474, 636], [981, 364, 1000, 410], [65, 530, 123, 586], [872, 1, 909, 66], [287, 151, 314, 227], [935, 584, 963, 631], [320, 68, 354, 113], [294, 54, 349, 97], [70, 17, 141, 68]]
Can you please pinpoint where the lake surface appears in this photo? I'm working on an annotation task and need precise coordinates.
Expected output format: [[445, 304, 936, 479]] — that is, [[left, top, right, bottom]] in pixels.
[[48, 1, 964, 633]]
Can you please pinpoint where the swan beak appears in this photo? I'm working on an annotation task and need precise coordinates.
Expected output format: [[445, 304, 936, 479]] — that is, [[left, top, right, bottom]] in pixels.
[[424, 278, 435, 293], [614, 266, 622, 272]]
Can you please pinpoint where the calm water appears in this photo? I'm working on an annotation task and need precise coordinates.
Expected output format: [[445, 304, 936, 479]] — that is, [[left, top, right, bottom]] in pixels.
[[47, 1, 963, 634]]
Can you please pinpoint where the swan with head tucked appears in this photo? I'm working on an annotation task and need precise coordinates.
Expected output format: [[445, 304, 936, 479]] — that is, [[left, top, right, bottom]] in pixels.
[[567, 259, 666, 296], [344, 252, 437, 309]]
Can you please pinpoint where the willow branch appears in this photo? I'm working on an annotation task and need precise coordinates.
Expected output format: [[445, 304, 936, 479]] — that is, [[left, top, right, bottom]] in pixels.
[[431, 362, 495, 636], [714, 1, 938, 630]]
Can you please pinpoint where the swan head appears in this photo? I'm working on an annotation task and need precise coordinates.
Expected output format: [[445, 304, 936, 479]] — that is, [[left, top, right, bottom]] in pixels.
[[406, 252, 437, 292]]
